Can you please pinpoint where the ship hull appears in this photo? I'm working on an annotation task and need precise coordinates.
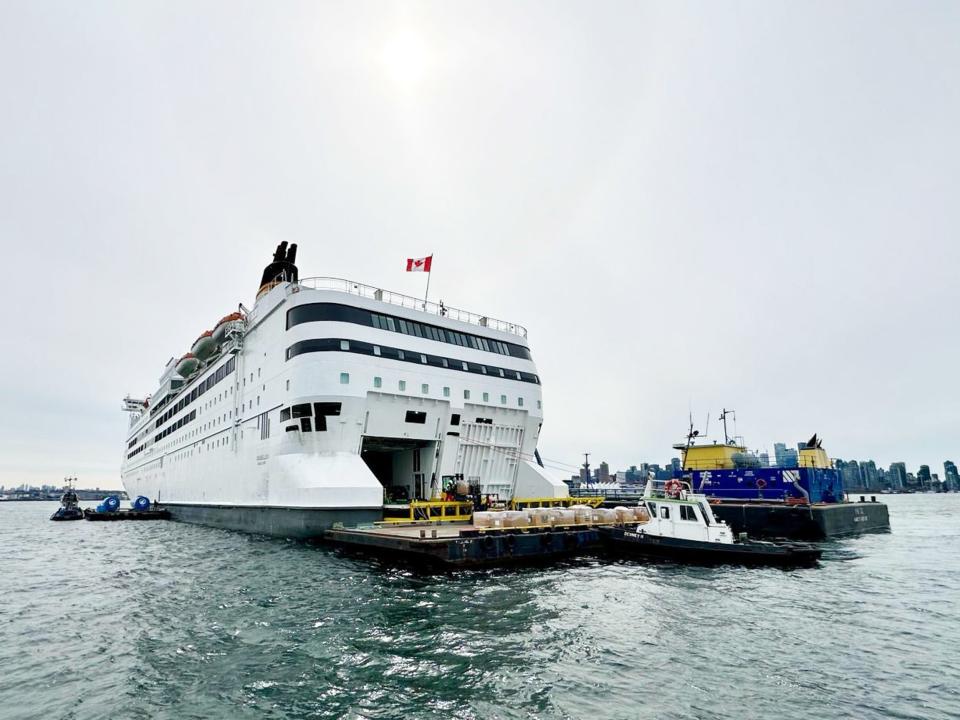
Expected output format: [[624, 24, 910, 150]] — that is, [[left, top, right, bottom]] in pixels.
[[600, 525, 821, 566], [165, 503, 383, 540]]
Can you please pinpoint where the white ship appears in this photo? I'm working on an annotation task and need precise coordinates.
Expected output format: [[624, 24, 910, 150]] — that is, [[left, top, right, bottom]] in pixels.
[[120, 244, 567, 537]]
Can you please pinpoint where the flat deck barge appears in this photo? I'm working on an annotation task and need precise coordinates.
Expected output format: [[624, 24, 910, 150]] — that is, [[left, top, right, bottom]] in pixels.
[[326, 523, 603, 567], [709, 500, 890, 540], [84, 509, 171, 521]]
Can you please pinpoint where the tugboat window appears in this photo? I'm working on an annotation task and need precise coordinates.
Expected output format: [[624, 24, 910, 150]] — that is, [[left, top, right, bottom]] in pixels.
[[300, 417, 312, 432], [660, 507, 670, 520]]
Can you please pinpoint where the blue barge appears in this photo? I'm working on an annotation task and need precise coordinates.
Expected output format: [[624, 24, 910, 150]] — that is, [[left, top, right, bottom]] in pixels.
[[673, 425, 890, 539]]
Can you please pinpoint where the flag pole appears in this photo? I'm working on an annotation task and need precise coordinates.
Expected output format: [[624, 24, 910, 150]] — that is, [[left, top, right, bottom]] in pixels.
[[423, 253, 433, 310]]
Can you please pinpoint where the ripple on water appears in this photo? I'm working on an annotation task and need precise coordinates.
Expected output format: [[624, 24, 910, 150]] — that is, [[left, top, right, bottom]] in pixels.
[[0, 497, 959, 720]]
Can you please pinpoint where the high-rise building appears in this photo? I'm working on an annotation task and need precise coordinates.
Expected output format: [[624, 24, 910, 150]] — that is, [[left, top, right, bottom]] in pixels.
[[773, 442, 798, 467], [918, 465, 932, 490], [944, 461, 959, 492], [888, 462, 907, 490], [598, 461, 610, 483]]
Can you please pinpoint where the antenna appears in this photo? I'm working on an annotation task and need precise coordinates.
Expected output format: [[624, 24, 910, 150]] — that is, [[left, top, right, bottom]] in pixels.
[[704, 411, 710, 439], [719, 408, 735, 444]]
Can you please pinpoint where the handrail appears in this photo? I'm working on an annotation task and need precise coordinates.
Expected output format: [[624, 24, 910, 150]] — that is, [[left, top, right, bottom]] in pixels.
[[296, 277, 528, 338]]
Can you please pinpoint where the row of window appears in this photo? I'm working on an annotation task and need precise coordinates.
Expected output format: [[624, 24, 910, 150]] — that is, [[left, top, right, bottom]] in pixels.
[[155, 409, 196, 443], [149, 356, 237, 428], [646, 502, 706, 523], [287, 338, 540, 385], [285, 303, 532, 360], [367, 374, 532, 407]]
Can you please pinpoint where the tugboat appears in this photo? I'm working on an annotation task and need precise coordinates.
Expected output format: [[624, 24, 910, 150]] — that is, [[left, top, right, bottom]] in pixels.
[[50, 478, 85, 521], [600, 478, 822, 566]]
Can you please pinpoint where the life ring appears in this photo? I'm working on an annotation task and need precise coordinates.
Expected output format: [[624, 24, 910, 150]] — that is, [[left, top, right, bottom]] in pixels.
[[664, 479, 683, 498], [756, 478, 767, 490]]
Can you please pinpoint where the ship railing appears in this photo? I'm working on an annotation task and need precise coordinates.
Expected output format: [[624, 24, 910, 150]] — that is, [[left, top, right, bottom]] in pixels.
[[296, 277, 528, 338]]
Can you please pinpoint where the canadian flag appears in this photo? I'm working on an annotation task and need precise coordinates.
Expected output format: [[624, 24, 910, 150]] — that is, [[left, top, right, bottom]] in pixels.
[[406, 255, 433, 272]]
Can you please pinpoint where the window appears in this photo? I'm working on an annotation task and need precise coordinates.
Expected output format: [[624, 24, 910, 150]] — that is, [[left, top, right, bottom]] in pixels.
[[482, 392, 489, 402], [537, 400, 542, 409], [500, 395, 507, 405], [399, 380, 407, 391], [680, 505, 698, 522], [286, 379, 290, 391], [292, 404, 312, 418], [648, 502, 657, 516], [660, 506, 670, 520], [314, 402, 341, 416], [443, 387, 450, 397], [300, 417, 312, 432], [451, 414, 460, 426], [518, 397, 524, 407], [374, 376, 382, 388], [281, 408, 291, 422], [421, 383, 429, 394], [285, 425, 298, 433], [373, 345, 381, 356], [405, 410, 427, 424], [340, 372, 350, 385], [464, 390, 470, 400]]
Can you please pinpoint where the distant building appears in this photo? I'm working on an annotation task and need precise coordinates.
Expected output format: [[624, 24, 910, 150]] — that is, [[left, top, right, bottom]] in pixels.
[[598, 462, 610, 483], [944, 461, 959, 492], [917, 465, 932, 490], [774, 442, 798, 467], [888, 462, 907, 490], [758, 452, 770, 468]]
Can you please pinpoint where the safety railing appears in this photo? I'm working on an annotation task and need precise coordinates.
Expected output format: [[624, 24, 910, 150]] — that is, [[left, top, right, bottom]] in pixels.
[[296, 277, 528, 338]]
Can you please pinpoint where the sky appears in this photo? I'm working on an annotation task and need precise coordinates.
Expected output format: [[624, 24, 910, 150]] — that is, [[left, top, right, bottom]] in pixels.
[[0, 1, 957, 488]]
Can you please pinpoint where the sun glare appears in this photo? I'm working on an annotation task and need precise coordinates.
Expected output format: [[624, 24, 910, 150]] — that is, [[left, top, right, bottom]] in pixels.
[[381, 30, 431, 92]]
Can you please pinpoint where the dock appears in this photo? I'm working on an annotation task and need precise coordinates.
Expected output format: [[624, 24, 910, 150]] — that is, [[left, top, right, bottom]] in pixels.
[[326, 522, 603, 567]]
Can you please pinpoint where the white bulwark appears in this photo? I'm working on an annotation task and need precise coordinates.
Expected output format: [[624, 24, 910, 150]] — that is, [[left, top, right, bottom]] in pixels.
[[120, 245, 567, 537]]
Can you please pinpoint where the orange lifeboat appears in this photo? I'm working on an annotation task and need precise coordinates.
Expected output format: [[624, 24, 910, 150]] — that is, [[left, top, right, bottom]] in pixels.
[[191, 330, 217, 361], [175, 353, 200, 377], [211, 312, 244, 343]]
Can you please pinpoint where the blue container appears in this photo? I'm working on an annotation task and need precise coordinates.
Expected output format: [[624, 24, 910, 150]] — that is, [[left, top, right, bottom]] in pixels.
[[132, 496, 151, 511], [96, 495, 121, 513]]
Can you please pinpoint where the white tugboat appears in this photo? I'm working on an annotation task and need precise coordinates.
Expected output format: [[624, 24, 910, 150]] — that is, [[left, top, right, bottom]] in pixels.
[[600, 478, 822, 566]]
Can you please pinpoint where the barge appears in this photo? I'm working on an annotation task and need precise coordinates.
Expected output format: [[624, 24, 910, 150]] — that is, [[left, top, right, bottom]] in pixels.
[[672, 414, 891, 539]]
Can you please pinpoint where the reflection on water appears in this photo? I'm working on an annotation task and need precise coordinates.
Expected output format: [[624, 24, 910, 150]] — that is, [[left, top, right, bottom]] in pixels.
[[0, 496, 958, 720]]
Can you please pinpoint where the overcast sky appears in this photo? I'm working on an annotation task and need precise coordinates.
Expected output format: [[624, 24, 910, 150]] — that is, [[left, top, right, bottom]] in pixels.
[[1, 1, 957, 487]]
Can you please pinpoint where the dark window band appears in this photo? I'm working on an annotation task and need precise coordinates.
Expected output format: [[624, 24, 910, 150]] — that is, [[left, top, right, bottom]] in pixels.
[[285, 338, 541, 385], [286, 303, 532, 361]]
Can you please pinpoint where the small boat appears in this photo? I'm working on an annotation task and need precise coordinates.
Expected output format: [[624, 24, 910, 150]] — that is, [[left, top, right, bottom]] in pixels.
[[600, 478, 821, 566], [50, 478, 85, 521]]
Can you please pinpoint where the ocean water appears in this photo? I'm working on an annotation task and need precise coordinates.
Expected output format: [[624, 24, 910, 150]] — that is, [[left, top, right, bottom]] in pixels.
[[1, 495, 957, 720]]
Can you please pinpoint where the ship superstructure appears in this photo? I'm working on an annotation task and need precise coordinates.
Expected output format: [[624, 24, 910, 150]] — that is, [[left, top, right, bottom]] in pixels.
[[672, 411, 844, 504], [120, 244, 566, 537]]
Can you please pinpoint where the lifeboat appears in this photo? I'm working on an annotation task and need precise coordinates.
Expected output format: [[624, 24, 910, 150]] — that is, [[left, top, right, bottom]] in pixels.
[[175, 353, 200, 377], [191, 330, 217, 361], [211, 311, 244, 343]]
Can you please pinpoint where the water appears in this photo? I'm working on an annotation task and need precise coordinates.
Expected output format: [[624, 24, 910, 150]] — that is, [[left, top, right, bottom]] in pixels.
[[1, 496, 957, 720]]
